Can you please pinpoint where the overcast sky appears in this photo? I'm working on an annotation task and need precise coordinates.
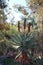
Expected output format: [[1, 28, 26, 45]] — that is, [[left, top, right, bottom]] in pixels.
[[5, 0, 32, 24], [5, 0, 27, 23], [8, 0, 27, 7]]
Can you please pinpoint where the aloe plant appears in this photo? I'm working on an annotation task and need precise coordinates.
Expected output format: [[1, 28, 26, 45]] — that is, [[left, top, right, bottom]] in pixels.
[[9, 31, 40, 65], [0, 24, 40, 65]]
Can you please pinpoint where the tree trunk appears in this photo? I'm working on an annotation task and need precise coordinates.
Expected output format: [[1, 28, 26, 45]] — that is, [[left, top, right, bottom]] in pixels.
[[17, 51, 31, 65]]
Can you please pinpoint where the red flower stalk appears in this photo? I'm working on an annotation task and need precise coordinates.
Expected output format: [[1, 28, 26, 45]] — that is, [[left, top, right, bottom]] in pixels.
[[24, 18, 26, 30], [28, 23, 30, 32], [18, 21, 20, 32]]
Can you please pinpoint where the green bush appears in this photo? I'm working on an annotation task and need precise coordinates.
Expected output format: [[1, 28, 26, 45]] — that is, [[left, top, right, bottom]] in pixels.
[[3, 58, 21, 65]]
